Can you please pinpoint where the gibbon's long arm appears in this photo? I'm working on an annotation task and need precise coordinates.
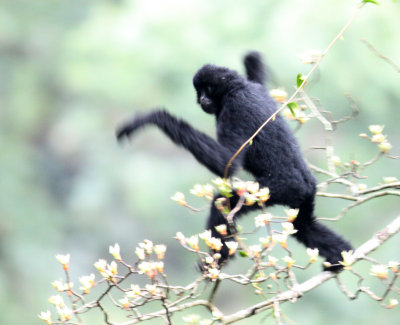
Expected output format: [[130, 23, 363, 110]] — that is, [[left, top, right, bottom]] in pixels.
[[117, 110, 239, 177]]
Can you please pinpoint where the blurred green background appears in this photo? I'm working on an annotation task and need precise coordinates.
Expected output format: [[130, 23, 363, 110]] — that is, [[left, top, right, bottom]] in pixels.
[[0, 0, 399, 324]]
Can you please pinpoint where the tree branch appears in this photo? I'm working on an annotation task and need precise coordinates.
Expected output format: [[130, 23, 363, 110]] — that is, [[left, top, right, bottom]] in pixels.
[[221, 215, 400, 324], [361, 38, 400, 73]]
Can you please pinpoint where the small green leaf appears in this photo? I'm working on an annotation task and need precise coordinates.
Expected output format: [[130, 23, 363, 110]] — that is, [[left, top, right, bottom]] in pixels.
[[239, 251, 248, 258], [362, 0, 380, 5], [221, 191, 233, 198], [287, 102, 299, 117], [296, 73, 305, 88]]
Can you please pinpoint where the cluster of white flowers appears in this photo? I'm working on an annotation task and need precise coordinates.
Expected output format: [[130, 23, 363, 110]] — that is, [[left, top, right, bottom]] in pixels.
[[51, 279, 73, 292], [259, 236, 272, 248], [186, 235, 200, 251], [283, 256, 296, 268], [190, 183, 215, 200], [135, 240, 166, 261], [370, 261, 399, 280], [255, 213, 273, 227], [119, 283, 162, 309], [360, 125, 392, 153], [232, 180, 270, 206], [138, 261, 164, 279], [370, 264, 388, 279], [55, 254, 70, 271], [94, 259, 118, 280], [79, 274, 95, 294], [248, 244, 262, 258], [174, 228, 240, 276], [39, 295, 72, 323], [109, 243, 121, 260], [213, 177, 232, 197], [215, 224, 228, 236], [270, 88, 288, 103], [40, 240, 170, 323], [272, 233, 288, 249], [225, 241, 239, 255], [285, 209, 299, 222], [306, 248, 319, 263], [171, 192, 187, 206]]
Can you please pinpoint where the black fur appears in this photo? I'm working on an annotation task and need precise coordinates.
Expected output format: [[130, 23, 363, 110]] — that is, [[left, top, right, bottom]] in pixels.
[[117, 52, 352, 269], [244, 51, 266, 85]]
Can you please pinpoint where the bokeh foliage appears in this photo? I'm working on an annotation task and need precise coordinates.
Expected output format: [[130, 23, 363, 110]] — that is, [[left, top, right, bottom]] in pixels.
[[0, 0, 399, 324]]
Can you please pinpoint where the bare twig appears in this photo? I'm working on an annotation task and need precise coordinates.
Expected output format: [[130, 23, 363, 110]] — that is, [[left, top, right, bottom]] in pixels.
[[308, 162, 358, 191], [320, 190, 400, 221], [299, 90, 335, 173], [358, 182, 400, 195], [330, 93, 360, 126], [316, 192, 358, 201], [117, 300, 222, 325], [209, 279, 222, 304], [97, 301, 112, 325], [361, 38, 400, 73], [360, 152, 384, 171]]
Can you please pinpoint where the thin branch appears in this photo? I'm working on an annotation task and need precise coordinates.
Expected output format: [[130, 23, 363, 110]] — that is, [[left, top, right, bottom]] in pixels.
[[299, 90, 335, 173], [358, 182, 400, 195], [380, 273, 399, 302], [97, 301, 112, 325], [221, 215, 400, 324], [308, 162, 357, 190], [359, 152, 384, 171], [225, 195, 251, 255], [329, 93, 360, 126], [160, 297, 172, 325], [209, 279, 222, 304], [321, 190, 400, 221], [316, 192, 358, 201], [361, 38, 400, 73], [317, 181, 400, 203], [117, 300, 221, 325]]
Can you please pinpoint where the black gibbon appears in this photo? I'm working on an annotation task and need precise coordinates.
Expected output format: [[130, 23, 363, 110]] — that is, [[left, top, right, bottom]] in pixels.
[[117, 52, 352, 270]]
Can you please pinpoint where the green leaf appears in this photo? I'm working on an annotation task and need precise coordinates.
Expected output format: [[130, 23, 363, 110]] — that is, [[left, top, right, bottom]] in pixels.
[[287, 102, 299, 117], [239, 251, 248, 258], [220, 190, 233, 198], [362, 0, 380, 5], [296, 73, 304, 88]]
